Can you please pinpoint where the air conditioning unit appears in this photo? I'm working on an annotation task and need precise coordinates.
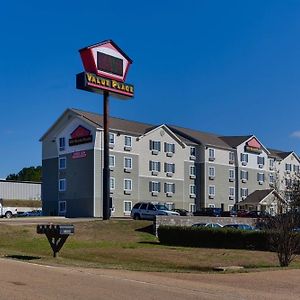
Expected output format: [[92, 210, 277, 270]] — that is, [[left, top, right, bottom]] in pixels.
[[151, 150, 159, 155], [242, 162, 247, 166], [190, 175, 196, 179], [124, 146, 132, 151], [241, 196, 246, 200], [190, 155, 196, 161], [209, 195, 215, 199], [229, 196, 234, 200], [151, 171, 158, 176], [258, 181, 263, 185], [229, 160, 234, 164], [124, 168, 131, 173], [166, 152, 173, 157], [166, 172, 173, 177], [209, 176, 215, 180], [258, 164, 263, 169], [190, 194, 196, 198], [152, 191, 158, 196], [229, 178, 234, 182], [242, 179, 247, 183], [124, 190, 131, 195], [209, 157, 215, 162], [166, 192, 173, 197]]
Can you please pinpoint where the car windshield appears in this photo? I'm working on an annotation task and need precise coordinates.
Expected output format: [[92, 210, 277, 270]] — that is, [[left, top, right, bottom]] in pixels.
[[154, 204, 168, 210]]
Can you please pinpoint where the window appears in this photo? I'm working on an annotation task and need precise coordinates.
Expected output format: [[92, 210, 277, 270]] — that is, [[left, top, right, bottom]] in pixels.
[[58, 201, 66, 214], [124, 201, 132, 214], [286, 163, 292, 172], [229, 151, 235, 163], [285, 178, 292, 188], [59, 179, 66, 192], [59, 137, 65, 151], [241, 188, 248, 198], [208, 148, 215, 161], [150, 181, 161, 193], [208, 166, 215, 178], [124, 136, 132, 147], [189, 203, 196, 213], [149, 161, 161, 172], [257, 173, 265, 183], [257, 156, 265, 167], [208, 185, 215, 197], [294, 165, 300, 173], [189, 184, 196, 196], [241, 153, 248, 165], [164, 142, 175, 153], [150, 140, 161, 152], [190, 165, 196, 177], [59, 157, 66, 170], [124, 179, 132, 191], [109, 155, 115, 168], [269, 173, 274, 184], [229, 169, 235, 181], [241, 170, 248, 181], [110, 177, 115, 190], [124, 157, 132, 169], [190, 147, 196, 157], [164, 163, 175, 173], [165, 202, 175, 210], [269, 159, 274, 169], [229, 187, 235, 197], [164, 183, 175, 194], [109, 133, 115, 145]]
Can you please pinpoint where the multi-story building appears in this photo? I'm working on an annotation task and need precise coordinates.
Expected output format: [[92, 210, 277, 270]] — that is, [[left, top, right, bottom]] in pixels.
[[40, 108, 300, 217]]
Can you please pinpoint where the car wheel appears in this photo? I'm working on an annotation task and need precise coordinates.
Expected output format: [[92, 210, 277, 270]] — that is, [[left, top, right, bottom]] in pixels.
[[134, 214, 140, 220], [5, 211, 12, 219]]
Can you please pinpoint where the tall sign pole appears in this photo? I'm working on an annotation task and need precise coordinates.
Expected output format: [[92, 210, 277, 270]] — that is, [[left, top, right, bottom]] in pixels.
[[76, 40, 134, 220]]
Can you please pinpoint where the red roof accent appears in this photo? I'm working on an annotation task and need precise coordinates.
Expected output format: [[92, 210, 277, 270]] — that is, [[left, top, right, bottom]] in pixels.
[[70, 126, 91, 138], [247, 138, 261, 149]]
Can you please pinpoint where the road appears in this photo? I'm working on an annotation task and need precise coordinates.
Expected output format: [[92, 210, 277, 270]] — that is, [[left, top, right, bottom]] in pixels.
[[0, 258, 300, 299]]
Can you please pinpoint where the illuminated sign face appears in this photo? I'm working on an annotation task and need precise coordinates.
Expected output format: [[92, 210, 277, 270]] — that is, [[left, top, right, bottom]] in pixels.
[[245, 138, 262, 154], [79, 40, 132, 82], [69, 125, 93, 146]]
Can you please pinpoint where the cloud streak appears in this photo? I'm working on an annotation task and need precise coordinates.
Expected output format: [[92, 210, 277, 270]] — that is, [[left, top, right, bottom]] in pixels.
[[290, 131, 300, 138]]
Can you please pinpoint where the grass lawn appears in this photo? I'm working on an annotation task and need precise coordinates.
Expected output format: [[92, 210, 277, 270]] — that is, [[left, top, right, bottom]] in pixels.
[[0, 219, 299, 272]]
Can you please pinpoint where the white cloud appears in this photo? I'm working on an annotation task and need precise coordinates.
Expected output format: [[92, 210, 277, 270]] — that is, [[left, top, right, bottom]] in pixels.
[[290, 131, 300, 138]]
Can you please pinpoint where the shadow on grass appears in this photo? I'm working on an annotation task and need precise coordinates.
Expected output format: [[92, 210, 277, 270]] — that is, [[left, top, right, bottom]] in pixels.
[[138, 241, 160, 245], [135, 224, 155, 235], [5, 255, 41, 261]]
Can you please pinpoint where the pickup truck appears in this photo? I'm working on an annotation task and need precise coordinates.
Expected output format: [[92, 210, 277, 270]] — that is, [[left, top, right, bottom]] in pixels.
[[0, 199, 17, 218]]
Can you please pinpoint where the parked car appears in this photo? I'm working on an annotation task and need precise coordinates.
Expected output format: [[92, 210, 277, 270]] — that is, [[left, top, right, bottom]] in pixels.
[[193, 208, 222, 217], [18, 210, 42, 217], [223, 224, 255, 230], [172, 209, 191, 216], [192, 222, 223, 229], [131, 202, 180, 220]]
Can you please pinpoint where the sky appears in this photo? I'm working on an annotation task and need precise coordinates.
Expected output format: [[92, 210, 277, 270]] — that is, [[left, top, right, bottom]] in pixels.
[[1, 0, 300, 178]]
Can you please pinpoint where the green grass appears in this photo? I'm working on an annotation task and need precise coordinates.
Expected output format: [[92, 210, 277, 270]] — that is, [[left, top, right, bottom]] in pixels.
[[0, 219, 299, 273]]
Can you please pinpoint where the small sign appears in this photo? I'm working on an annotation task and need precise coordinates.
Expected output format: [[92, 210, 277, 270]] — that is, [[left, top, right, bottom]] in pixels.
[[245, 138, 262, 154], [72, 151, 87, 159], [69, 125, 93, 146]]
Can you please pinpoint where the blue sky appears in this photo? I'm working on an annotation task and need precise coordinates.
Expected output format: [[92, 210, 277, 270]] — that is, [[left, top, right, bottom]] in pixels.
[[1, 0, 300, 178]]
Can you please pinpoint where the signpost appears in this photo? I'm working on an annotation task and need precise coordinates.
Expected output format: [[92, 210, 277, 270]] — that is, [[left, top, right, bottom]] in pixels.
[[76, 40, 134, 220]]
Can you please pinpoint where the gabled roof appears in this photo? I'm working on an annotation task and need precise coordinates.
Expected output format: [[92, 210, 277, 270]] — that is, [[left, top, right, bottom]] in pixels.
[[168, 125, 232, 149], [239, 189, 286, 205], [267, 148, 284, 160], [219, 135, 252, 148]]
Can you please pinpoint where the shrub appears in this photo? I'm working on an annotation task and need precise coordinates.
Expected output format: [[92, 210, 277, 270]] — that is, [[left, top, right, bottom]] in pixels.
[[157, 226, 270, 251]]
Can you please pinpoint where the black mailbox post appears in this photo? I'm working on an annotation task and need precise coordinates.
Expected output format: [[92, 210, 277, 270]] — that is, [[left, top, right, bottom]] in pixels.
[[37, 224, 74, 257]]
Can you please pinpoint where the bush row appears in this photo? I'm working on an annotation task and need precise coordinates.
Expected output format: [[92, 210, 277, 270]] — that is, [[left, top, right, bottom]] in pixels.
[[157, 226, 271, 251]]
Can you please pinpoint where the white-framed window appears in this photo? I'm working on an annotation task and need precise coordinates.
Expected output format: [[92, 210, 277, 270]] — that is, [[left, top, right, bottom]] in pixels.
[[165, 202, 175, 210], [208, 185, 215, 197], [241, 153, 248, 164], [189, 184, 196, 196], [149, 161, 161, 172], [285, 163, 292, 172], [190, 147, 196, 157], [150, 181, 161, 192], [124, 179, 132, 191], [190, 165, 196, 177], [164, 163, 175, 173], [269, 159, 274, 169], [124, 136, 132, 147], [124, 157, 132, 169], [189, 203, 196, 212], [58, 201, 66, 214], [241, 188, 248, 198], [229, 169, 235, 180], [208, 166, 215, 178], [124, 201, 132, 214], [58, 178, 66, 192], [208, 148, 215, 161], [257, 172, 265, 182], [164, 142, 175, 154], [229, 187, 235, 197], [294, 165, 300, 173], [269, 173, 274, 183], [150, 140, 161, 151], [229, 151, 235, 163], [109, 155, 115, 168], [257, 156, 265, 166], [241, 170, 248, 181], [110, 177, 115, 190], [164, 182, 175, 194], [59, 137, 65, 151], [59, 157, 66, 170], [109, 133, 115, 145]]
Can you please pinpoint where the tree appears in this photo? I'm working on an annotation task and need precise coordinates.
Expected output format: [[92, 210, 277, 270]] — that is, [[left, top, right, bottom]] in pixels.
[[6, 166, 42, 182]]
